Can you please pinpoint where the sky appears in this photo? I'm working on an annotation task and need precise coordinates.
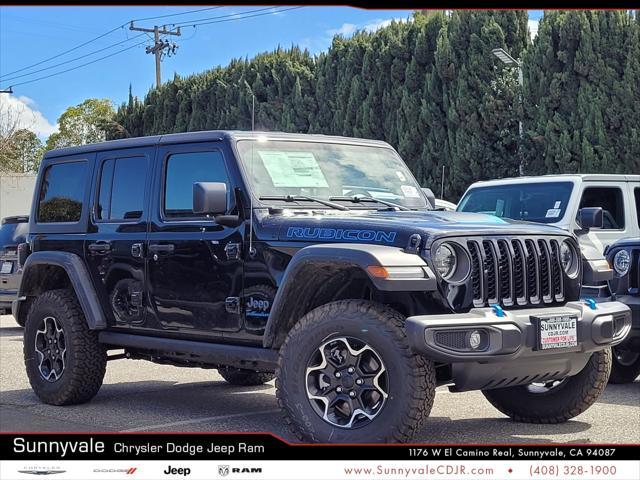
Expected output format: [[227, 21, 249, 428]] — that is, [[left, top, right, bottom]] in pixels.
[[0, 6, 543, 140]]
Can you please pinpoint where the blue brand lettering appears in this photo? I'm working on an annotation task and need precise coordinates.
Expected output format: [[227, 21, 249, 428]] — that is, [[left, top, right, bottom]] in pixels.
[[286, 227, 397, 243]]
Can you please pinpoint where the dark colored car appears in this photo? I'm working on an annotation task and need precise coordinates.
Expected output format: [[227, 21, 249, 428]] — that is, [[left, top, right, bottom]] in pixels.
[[605, 237, 640, 383], [0, 215, 28, 322], [13, 131, 632, 443]]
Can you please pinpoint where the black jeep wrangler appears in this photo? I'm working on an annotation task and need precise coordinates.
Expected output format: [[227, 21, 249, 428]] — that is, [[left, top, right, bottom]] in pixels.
[[15, 131, 631, 443]]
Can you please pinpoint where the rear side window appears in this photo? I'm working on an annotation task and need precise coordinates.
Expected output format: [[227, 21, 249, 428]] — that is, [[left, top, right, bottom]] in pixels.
[[37, 161, 88, 223], [97, 156, 148, 220], [164, 151, 229, 218], [579, 187, 625, 230]]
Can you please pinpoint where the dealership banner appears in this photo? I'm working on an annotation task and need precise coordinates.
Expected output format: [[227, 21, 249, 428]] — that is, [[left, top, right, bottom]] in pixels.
[[1, 434, 639, 479]]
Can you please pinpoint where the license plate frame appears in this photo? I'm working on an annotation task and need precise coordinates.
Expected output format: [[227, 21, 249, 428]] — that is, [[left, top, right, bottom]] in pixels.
[[0, 261, 12, 274], [533, 314, 579, 351]]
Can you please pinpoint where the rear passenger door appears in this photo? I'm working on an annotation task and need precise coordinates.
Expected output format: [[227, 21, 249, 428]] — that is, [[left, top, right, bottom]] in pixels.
[[146, 142, 244, 336], [85, 148, 152, 329]]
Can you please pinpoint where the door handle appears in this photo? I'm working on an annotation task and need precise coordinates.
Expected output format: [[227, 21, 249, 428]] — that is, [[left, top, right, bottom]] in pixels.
[[148, 244, 175, 254], [88, 242, 111, 254]]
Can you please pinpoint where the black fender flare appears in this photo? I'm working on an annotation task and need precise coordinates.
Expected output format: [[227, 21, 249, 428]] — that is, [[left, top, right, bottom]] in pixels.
[[262, 243, 435, 348], [15, 251, 107, 329]]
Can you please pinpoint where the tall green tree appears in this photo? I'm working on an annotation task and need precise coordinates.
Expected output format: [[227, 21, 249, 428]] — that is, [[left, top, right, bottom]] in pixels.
[[45, 98, 116, 150]]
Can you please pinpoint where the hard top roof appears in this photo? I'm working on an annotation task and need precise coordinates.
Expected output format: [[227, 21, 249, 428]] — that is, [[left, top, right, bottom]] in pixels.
[[43, 130, 392, 159], [468, 173, 640, 187]]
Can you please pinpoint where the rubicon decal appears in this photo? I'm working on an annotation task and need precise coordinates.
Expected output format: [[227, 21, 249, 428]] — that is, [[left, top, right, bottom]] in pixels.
[[286, 227, 397, 243]]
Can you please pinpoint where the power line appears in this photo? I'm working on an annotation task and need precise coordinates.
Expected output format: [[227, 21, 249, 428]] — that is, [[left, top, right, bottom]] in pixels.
[[0, 23, 128, 80], [2, 7, 304, 89], [179, 7, 303, 29], [8, 39, 148, 88], [0, 7, 224, 80], [131, 6, 221, 23], [1, 33, 146, 83], [169, 6, 279, 27]]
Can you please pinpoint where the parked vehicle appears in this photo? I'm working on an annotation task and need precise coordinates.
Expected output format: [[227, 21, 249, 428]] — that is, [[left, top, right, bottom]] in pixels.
[[14, 132, 631, 443], [434, 198, 457, 211], [457, 174, 640, 296], [0, 215, 28, 322], [605, 238, 640, 383]]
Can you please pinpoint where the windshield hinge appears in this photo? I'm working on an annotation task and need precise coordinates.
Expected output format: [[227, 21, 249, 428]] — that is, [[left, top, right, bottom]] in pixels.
[[405, 234, 422, 254]]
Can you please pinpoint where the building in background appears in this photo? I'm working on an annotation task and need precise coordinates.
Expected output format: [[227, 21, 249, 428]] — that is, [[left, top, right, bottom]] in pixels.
[[0, 174, 36, 219]]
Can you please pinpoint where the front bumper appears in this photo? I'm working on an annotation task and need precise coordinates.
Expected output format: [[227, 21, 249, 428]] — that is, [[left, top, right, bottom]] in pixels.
[[406, 301, 631, 392], [613, 295, 640, 351]]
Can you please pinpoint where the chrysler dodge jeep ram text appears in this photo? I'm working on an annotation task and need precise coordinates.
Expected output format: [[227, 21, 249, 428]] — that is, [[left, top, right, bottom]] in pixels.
[[14, 131, 632, 443]]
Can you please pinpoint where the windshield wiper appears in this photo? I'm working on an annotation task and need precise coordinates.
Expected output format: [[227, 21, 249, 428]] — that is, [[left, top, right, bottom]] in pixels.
[[329, 195, 410, 211], [259, 195, 350, 211]]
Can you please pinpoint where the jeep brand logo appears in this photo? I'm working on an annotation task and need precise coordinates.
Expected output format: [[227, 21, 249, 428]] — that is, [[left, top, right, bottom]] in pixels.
[[247, 297, 270, 312], [163, 466, 190, 476], [286, 227, 397, 243]]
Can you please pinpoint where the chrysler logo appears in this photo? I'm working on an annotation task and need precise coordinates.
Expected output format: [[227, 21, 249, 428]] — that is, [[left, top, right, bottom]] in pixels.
[[18, 471, 65, 476]]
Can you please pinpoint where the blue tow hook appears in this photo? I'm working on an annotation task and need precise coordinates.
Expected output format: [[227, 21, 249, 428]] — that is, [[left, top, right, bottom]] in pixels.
[[491, 304, 505, 317], [584, 298, 597, 310]]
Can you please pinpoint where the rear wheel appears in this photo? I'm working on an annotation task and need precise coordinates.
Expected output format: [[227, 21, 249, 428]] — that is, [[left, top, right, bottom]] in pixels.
[[24, 289, 106, 405], [482, 349, 611, 423], [608, 347, 640, 384], [276, 300, 436, 443], [218, 367, 275, 386]]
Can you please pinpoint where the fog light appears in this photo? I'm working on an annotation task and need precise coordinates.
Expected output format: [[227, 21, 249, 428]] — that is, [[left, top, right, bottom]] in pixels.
[[469, 330, 482, 350]]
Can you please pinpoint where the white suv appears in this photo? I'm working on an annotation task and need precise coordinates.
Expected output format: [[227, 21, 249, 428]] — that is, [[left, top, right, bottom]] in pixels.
[[457, 174, 640, 293]]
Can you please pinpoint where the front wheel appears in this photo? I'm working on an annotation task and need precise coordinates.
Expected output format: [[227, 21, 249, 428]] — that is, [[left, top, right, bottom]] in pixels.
[[482, 349, 611, 423], [608, 347, 640, 384], [276, 300, 436, 443]]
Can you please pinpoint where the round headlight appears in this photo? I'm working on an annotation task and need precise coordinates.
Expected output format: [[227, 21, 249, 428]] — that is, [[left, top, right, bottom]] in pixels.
[[433, 244, 457, 279], [613, 250, 630, 276], [560, 240, 574, 273]]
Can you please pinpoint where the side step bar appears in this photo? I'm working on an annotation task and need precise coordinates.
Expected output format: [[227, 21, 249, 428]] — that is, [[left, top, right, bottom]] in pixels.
[[98, 331, 279, 372]]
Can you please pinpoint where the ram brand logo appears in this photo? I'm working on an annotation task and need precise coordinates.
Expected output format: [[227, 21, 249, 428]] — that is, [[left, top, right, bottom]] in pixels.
[[286, 227, 397, 244]]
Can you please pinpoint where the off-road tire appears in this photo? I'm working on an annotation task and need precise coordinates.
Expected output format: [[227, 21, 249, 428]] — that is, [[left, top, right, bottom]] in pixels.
[[15, 313, 25, 327], [276, 300, 436, 443], [482, 349, 611, 423], [608, 347, 640, 384], [24, 289, 107, 405], [218, 367, 275, 386]]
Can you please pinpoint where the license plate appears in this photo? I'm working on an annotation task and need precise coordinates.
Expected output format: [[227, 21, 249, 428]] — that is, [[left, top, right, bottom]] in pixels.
[[0, 261, 12, 274], [535, 315, 578, 350]]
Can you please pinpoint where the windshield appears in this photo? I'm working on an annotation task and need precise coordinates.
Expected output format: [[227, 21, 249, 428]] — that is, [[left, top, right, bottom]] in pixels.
[[236, 140, 428, 209], [457, 182, 574, 224]]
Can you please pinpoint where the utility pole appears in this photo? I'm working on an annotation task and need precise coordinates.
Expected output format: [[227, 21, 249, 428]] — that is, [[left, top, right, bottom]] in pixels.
[[0, 87, 12, 94], [129, 22, 181, 88]]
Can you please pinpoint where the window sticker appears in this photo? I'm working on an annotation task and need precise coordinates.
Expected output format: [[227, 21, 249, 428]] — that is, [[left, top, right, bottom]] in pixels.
[[496, 199, 505, 217], [401, 185, 420, 198], [258, 151, 329, 188], [554, 201, 562, 209], [395, 171, 407, 182], [546, 208, 561, 218]]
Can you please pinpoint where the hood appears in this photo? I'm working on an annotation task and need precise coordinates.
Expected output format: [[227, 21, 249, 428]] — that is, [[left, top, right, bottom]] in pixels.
[[255, 209, 571, 249]]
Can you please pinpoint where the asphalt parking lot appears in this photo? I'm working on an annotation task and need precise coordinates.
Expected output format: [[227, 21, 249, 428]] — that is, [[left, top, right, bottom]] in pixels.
[[1, 315, 638, 443]]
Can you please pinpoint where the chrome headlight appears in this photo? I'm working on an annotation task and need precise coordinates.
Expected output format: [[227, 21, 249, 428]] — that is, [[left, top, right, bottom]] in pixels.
[[560, 240, 577, 273], [613, 250, 630, 276], [433, 243, 457, 279]]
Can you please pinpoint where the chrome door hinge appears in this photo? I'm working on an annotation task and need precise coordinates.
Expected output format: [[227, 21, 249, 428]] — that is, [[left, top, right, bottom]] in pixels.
[[225, 297, 241, 314], [224, 242, 241, 260]]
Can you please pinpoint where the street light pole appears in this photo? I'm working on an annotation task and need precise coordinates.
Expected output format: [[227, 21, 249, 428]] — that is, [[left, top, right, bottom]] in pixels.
[[492, 48, 524, 176]]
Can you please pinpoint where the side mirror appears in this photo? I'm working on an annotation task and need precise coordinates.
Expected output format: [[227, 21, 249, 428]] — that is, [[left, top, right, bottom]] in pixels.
[[193, 182, 228, 215], [421, 187, 436, 209], [578, 207, 603, 230]]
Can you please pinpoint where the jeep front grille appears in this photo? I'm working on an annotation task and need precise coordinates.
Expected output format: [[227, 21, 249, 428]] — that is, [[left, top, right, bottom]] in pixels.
[[466, 237, 566, 307]]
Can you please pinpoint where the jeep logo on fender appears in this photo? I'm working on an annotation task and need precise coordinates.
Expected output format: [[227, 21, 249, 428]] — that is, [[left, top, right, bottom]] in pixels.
[[286, 227, 397, 243]]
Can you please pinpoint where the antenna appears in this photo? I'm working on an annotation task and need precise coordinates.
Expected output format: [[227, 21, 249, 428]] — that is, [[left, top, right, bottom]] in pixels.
[[248, 91, 256, 257]]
